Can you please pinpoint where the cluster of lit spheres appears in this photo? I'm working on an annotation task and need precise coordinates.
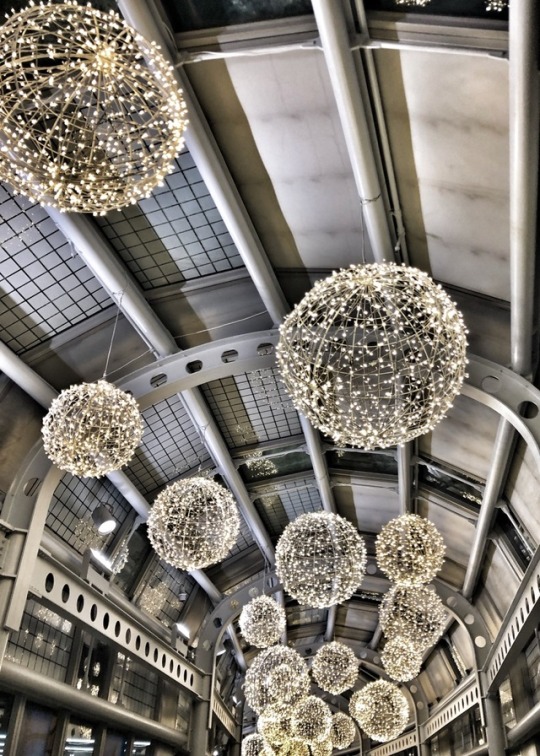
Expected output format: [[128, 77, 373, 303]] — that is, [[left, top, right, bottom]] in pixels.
[[291, 696, 332, 745], [240, 596, 287, 649], [244, 646, 310, 715]]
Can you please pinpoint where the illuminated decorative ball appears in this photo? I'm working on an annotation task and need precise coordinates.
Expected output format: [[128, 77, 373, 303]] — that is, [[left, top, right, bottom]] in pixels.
[[147, 477, 240, 571], [330, 712, 356, 750], [0, 3, 188, 214], [277, 263, 468, 450], [242, 734, 275, 756], [275, 512, 366, 608], [381, 637, 423, 682], [258, 706, 293, 747], [291, 696, 332, 745], [349, 681, 409, 743], [276, 741, 309, 756], [379, 585, 446, 648], [376, 514, 445, 586], [485, 0, 507, 10], [42, 380, 143, 477], [244, 646, 310, 715], [312, 642, 358, 694], [310, 739, 333, 756], [395, 0, 431, 6], [240, 596, 287, 648]]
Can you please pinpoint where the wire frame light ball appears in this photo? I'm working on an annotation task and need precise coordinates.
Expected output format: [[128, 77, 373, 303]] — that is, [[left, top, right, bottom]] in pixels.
[[376, 514, 445, 586], [291, 696, 332, 745], [244, 646, 310, 715], [381, 637, 424, 683], [330, 712, 356, 750], [275, 512, 367, 608], [277, 741, 310, 756], [0, 3, 188, 215], [349, 681, 409, 743], [240, 596, 287, 649], [309, 739, 333, 756], [42, 380, 143, 477], [312, 641, 358, 694], [242, 734, 276, 756], [147, 477, 240, 571], [277, 263, 468, 450], [258, 706, 293, 748], [379, 585, 446, 648]]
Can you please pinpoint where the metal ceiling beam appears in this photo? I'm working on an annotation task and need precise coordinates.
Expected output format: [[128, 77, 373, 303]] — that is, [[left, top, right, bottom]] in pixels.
[[311, 0, 394, 263], [397, 442, 413, 515]]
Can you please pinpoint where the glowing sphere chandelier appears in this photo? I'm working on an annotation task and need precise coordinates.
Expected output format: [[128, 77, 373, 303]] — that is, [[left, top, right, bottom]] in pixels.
[[275, 512, 366, 608], [241, 734, 275, 756], [395, 0, 431, 6], [381, 637, 424, 682], [349, 680, 409, 743], [376, 514, 445, 586], [485, 0, 508, 10], [291, 696, 332, 745], [147, 477, 240, 571], [42, 380, 143, 477], [278, 740, 309, 756], [379, 585, 446, 648], [257, 706, 293, 748], [244, 646, 310, 715], [239, 596, 287, 649], [330, 712, 356, 750], [309, 739, 333, 756], [0, 2, 188, 215], [277, 263, 468, 450], [311, 641, 358, 694]]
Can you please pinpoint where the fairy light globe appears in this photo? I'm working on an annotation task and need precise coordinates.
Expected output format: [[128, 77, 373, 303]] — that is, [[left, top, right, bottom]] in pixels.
[[147, 477, 240, 571], [381, 637, 424, 683], [379, 585, 446, 648], [257, 706, 293, 748], [291, 696, 332, 745], [312, 642, 358, 694], [310, 739, 333, 756], [240, 596, 287, 648], [277, 263, 468, 450], [242, 734, 275, 756], [0, 2, 188, 215], [42, 380, 143, 477], [244, 646, 310, 715], [330, 712, 356, 750], [279, 741, 309, 756], [275, 512, 366, 608], [349, 681, 409, 743], [376, 514, 445, 586]]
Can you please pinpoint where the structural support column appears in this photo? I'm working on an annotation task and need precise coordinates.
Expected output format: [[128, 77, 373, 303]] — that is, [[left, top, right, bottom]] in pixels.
[[484, 693, 507, 756]]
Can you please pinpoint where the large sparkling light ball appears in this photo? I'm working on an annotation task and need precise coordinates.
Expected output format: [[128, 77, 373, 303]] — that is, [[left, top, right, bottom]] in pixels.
[[379, 585, 446, 648], [42, 380, 143, 477], [330, 712, 356, 750], [277, 741, 309, 756], [244, 646, 310, 715], [291, 696, 332, 745], [275, 512, 366, 608], [312, 642, 358, 694], [147, 477, 240, 571], [349, 681, 409, 743], [0, 3, 188, 215], [240, 596, 287, 649], [376, 514, 445, 586], [242, 734, 275, 756], [277, 263, 468, 450], [258, 706, 293, 747], [381, 637, 423, 682], [310, 739, 333, 756]]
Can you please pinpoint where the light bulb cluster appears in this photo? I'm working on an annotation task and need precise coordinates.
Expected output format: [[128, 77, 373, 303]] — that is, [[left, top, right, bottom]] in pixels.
[[0, 2, 188, 214], [277, 263, 468, 450], [309, 739, 333, 756], [147, 477, 240, 571], [380, 637, 423, 683], [485, 0, 508, 10], [239, 596, 287, 649], [42, 380, 143, 477], [257, 706, 293, 748], [330, 712, 356, 750], [349, 680, 409, 743], [311, 641, 358, 694], [241, 733, 275, 756], [291, 696, 332, 745], [244, 646, 310, 715], [376, 514, 445, 586], [275, 512, 366, 608], [380, 584, 446, 649]]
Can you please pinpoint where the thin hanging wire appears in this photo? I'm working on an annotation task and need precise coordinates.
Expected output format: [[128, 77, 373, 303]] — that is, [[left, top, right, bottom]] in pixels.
[[103, 291, 124, 379]]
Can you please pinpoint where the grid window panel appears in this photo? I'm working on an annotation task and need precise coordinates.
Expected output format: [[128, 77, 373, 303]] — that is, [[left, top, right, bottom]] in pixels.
[[125, 395, 210, 496], [202, 369, 302, 448], [95, 150, 244, 291], [0, 186, 110, 354], [226, 511, 256, 558], [111, 655, 158, 718], [139, 558, 196, 628]]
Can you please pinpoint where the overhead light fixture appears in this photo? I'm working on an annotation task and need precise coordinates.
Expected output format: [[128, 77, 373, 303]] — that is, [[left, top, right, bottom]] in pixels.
[[395, 0, 431, 5], [381, 636, 424, 682], [376, 513, 445, 586], [485, 0, 508, 10], [91, 504, 117, 535], [257, 706, 293, 749], [240, 734, 275, 756], [329, 712, 356, 750], [277, 263, 468, 450], [175, 622, 190, 640], [379, 584, 446, 648], [0, 2, 188, 215], [349, 680, 409, 743], [311, 641, 359, 694], [239, 596, 287, 649], [244, 646, 310, 715], [291, 696, 332, 745]]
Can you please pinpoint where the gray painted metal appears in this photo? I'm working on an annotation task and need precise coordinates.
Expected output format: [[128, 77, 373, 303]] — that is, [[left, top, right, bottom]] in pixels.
[[484, 693, 508, 755], [506, 697, 540, 748], [397, 442, 412, 515]]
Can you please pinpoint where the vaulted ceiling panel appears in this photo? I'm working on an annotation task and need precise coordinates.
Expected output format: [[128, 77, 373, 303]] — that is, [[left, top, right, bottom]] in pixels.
[[505, 439, 540, 547]]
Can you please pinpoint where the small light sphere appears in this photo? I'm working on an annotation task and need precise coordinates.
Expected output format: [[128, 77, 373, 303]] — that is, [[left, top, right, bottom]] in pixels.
[[485, 0, 508, 10], [349, 680, 409, 743], [291, 696, 332, 745], [244, 646, 310, 715], [381, 637, 424, 682], [239, 596, 287, 649], [379, 585, 446, 648], [275, 512, 367, 608], [257, 706, 293, 747], [241, 734, 275, 756], [147, 477, 240, 571], [0, 2, 188, 214], [277, 263, 468, 450], [330, 712, 356, 750], [277, 740, 310, 756], [376, 514, 445, 586], [310, 738, 333, 756], [311, 641, 358, 694], [395, 0, 431, 6], [42, 380, 143, 477]]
